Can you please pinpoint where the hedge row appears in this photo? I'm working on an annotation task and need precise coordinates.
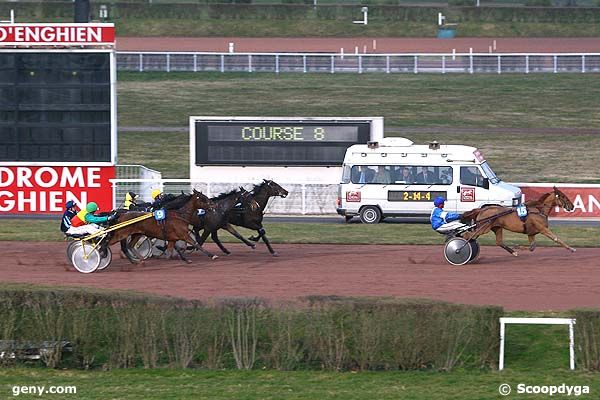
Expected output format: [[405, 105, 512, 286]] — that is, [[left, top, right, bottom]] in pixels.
[[0, 285, 501, 371], [3, 2, 600, 23], [573, 310, 600, 371]]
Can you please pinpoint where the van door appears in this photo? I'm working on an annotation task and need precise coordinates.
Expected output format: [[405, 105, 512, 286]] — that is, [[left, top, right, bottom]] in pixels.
[[458, 166, 489, 211]]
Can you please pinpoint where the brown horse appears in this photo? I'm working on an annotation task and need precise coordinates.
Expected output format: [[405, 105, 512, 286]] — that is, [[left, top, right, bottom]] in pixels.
[[104, 189, 212, 265], [462, 186, 575, 256]]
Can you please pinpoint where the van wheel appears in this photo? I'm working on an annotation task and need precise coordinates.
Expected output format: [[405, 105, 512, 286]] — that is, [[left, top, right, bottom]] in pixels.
[[359, 206, 381, 224]]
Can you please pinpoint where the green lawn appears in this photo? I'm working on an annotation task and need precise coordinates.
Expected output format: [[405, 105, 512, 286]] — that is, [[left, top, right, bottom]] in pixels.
[[117, 73, 600, 180], [117, 73, 600, 130], [0, 368, 598, 399], [1, 219, 597, 248]]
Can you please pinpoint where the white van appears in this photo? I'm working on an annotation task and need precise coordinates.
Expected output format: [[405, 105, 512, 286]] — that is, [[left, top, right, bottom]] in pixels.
[[336, 137, 522, 223]]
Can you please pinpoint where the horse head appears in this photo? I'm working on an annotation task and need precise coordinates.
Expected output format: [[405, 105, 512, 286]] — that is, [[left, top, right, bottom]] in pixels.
[[191, 189, 213, 211], [553, 186, 574, 211], [263, 179, 288, 198]]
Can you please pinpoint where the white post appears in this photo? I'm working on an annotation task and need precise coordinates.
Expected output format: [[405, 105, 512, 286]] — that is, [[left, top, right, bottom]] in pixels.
[[301, 184, 306, 215], [193, 54, 197, 72], [275, 54, 279, 74], [499, 320, 506, 371], [220, 54, 225, 73], [139, 53, 143, 72], [340, 47, 344, 60], [166, 53, 170, 73], [569, 321, 576, 370], [303, 55, 307, 73], [469, 48, 473, 74], [372, 39, 377, 50], [452, 48, 456, 61], [582, 55, 586, 73], [331, 55, 334, 73], [386, 55, 390, 74], [493, 39, 497, 51], [442, 55, 445, 74], [248, 54, 252, 73], [228, 42, 234, 53]]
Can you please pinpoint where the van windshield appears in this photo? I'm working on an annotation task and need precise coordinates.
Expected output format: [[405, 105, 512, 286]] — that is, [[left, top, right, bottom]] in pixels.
[[481, 162, 500, 184]]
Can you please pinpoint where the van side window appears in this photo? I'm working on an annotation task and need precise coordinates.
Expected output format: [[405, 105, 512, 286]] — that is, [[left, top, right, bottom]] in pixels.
[[460, 166, 485, 188], [351, 165, 376, 184], [439, 167, 453, 185]]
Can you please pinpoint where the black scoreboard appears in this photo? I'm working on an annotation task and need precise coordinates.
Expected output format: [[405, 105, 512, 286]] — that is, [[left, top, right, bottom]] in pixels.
[[0, 51, 112, 163], [194, 120, 372, 166]]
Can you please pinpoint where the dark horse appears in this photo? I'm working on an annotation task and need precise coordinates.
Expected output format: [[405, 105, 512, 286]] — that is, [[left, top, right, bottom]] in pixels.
[[462, 186, 575, 256], [189, 188, 257, 259], [212, 179, 289, 256], [104, 190, 212, 265]]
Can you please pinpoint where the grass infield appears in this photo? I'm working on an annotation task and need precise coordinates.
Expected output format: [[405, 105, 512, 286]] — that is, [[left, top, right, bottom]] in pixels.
[[1, 368, 599, 399], [117, 73, 600, 181]]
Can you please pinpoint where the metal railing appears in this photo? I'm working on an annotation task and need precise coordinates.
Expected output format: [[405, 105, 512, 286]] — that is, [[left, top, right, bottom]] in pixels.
[[110, 179, 337, 215], [117, 51, 600, 74]]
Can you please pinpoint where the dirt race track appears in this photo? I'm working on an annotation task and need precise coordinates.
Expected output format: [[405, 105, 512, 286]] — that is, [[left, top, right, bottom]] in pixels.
[[2, 241, 599, 311], [117, 37, 600, 54]]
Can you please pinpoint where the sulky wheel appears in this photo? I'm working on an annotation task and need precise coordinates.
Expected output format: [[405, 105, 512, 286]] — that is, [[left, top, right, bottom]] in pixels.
[[97, 246, 113, 271], [444, 237, 473, 266], [359, 206, 381, 224], [126, 235, 153, 261], [66, 241, 81, 263], [71, 244, 100, 273], [468, 239, 480, 263], [131, 235, 153, 260]]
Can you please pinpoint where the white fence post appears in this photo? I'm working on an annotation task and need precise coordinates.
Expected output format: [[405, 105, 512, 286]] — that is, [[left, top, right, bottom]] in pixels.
[[554, 55, 558, 73], [301, 184, 306, 215], [166, 53, 170, 73], [358, 55, 362, 74], [193, 54, 197, 72], [497, 55, 501, 74], [582, 55, 586, 73], [303, 55, 307, 73], [442, 55, 445, 74], [499, 317, 576, 371], [331, 55, 334, 73], [139, 53, 143, 72], [275, 54, 279, 74], [248, 54, 252, 73], [386, 55, 390, 74], [525, 55, 529, 74], [220, 54, 225, 73], [414, 55, 418, 74]]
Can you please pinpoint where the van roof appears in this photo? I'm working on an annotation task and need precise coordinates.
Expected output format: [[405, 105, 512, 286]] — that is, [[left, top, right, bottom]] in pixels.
[[344, 137, 483, 164]]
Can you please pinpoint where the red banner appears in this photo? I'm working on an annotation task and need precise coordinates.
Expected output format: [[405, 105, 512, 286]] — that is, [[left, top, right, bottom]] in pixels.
[[518, 185, 600, 218], [0, 166, 115, 214], [0, 24, 115, 46]]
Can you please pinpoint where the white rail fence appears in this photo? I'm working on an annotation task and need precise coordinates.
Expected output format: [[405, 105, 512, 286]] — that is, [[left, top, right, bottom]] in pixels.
[[111, 179, 338, 215], [117, 52, 600, 74]]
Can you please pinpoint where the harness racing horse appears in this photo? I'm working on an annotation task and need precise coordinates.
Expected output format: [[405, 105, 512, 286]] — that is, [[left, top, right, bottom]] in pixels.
[[189, 188, 256, 259], [462, 186, 575, 256], [220, 179, 289, 256], [104, 190, 212, 265]]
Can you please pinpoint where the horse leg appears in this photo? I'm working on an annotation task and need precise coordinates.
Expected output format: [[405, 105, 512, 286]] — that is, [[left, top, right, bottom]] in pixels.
[[210, 231, 231, 255], [528, 235, 537, 252], [195, 230, 218, 260], [492, 227, 518, 256], [538, 226, 576, 252], [224, 223, 256, 249], [169, 241, 192, 264], [120, 239, 140, 265], [257, 227, 278, 257]]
